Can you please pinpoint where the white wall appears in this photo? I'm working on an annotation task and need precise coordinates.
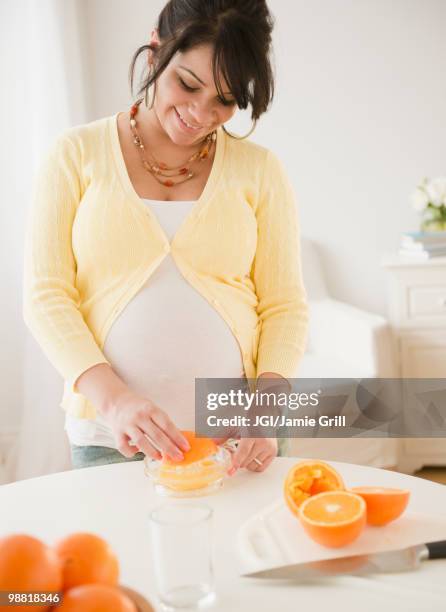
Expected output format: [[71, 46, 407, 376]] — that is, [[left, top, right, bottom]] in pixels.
[[0, 0, 90, 462], [0, 3, 30, 438], [82, 0, 446, 316]]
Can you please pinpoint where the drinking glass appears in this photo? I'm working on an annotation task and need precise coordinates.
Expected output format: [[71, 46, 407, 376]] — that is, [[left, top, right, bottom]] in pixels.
[[149, 502, 215, 610]]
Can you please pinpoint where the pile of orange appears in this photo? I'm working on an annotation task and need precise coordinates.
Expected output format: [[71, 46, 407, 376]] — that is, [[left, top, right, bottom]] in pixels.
[[284, 460, 410, 548], [0, 532, 150, 611]]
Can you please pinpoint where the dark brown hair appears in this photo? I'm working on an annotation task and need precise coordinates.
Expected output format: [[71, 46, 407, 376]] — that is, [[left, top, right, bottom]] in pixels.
[[129, 0, 275, 121]]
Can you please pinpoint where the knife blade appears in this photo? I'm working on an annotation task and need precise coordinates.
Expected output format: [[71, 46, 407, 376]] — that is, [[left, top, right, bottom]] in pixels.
[[242, 539, 446, 581]]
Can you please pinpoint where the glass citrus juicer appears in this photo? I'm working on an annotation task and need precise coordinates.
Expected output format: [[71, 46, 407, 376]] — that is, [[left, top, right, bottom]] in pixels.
[[143, 431, 235, 497]]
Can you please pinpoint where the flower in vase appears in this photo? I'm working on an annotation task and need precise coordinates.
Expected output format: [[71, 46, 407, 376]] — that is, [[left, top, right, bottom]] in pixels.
[[426, 177, 446, 207], [411, 176, 446, 232], [411, 179, 429, 212]]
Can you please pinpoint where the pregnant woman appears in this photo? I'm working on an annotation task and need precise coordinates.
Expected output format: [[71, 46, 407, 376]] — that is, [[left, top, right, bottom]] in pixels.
[[23, 0, 309, 472]]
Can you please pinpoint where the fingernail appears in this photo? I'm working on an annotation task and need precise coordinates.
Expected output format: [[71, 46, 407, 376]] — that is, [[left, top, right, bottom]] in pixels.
[[164, 452, 183, 462], [228, 466, 237, 476], [181, 441, 191, 451]]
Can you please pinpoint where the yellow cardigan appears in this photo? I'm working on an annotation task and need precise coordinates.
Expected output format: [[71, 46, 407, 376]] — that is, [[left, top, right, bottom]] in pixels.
[[23, 113, 309, 419]]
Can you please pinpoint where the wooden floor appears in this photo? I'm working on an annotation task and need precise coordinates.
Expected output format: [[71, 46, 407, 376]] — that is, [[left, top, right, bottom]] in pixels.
[[412, 466, 446, 485]]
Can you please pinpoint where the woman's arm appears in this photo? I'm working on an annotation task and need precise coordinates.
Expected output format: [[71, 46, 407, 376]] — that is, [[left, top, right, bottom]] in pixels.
[[75, 363, 190, 459], [74, 363, 128, 417], [229, 150, 309, 473], [251, 149, 310, 382], [23, 133, 111, 394]]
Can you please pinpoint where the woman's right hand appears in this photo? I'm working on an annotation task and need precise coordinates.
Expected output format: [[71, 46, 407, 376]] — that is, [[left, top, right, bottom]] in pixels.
[[102, 388, 191, 461]]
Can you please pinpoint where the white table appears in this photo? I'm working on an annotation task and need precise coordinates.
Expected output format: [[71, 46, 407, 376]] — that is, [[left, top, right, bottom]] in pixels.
[[1, 458, 445, 611]]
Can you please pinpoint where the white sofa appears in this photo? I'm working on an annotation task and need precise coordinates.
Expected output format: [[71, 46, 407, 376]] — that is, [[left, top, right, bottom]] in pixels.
[[288, 237, 401, 469]]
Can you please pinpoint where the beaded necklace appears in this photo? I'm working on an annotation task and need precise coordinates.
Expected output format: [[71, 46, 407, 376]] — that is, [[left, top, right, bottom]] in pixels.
[[129, 98, 217, 188]]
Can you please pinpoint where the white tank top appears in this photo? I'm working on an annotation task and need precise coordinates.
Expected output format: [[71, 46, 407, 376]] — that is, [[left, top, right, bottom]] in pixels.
[[64, 199, 245, 448]]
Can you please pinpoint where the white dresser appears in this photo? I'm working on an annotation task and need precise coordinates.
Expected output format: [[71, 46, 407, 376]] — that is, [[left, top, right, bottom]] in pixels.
[[382, 254, 446, 472]]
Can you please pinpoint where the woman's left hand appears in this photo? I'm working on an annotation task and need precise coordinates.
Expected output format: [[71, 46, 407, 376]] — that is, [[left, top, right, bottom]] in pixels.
[[228, 437, 278, 474]]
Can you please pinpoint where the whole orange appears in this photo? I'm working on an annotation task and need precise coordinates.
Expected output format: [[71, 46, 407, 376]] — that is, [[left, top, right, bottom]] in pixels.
[[54, 532, 119, 590], [56, 584, 137, 611], [0, 534, 63, 612]]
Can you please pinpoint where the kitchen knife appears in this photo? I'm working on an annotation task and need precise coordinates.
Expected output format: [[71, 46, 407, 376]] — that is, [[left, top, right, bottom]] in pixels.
[[242, 539, 446, 580]]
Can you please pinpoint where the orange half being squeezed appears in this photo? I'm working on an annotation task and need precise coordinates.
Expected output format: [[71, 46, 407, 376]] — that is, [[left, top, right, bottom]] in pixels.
[[149, 431, 229, 494], [162, 431, 217, 466]]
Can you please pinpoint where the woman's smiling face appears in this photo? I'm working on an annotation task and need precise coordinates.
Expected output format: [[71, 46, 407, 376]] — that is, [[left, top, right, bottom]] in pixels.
[[151, 41, 238, 146]]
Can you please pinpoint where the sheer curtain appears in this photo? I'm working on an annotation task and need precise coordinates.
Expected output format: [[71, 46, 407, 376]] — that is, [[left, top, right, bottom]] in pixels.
[[8, 0, 89, 481]]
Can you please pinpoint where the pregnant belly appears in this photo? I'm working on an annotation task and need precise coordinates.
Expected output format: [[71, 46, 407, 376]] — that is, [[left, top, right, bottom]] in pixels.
[[102, 257, 245, 429]]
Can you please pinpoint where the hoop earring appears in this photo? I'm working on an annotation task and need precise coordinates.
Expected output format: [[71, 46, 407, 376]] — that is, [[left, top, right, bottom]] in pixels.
[[222, 119, 257, 140], [144, 66, 157, 109], [144, 81, 157, 109]]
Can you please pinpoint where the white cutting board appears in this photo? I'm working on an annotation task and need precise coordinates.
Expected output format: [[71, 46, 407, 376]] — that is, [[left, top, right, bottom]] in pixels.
[[237, 498, 446, 574]]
